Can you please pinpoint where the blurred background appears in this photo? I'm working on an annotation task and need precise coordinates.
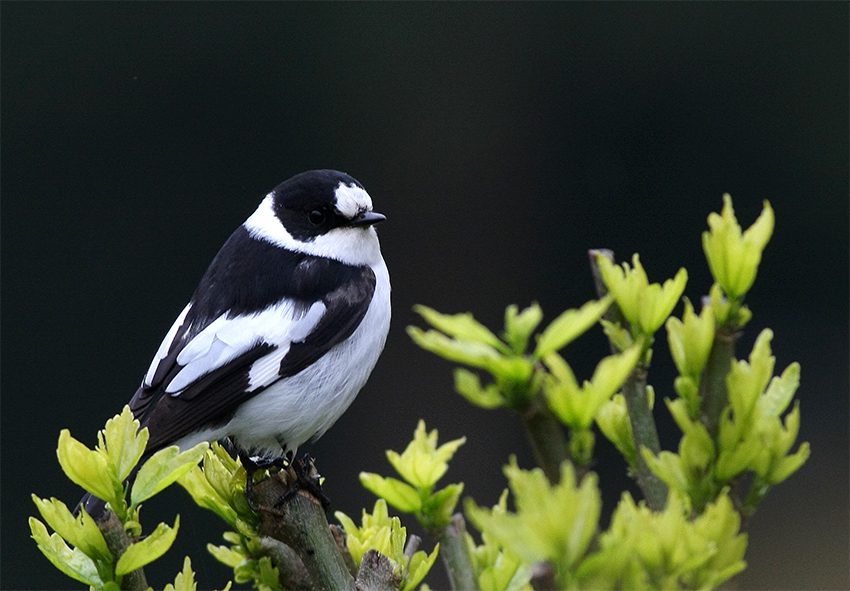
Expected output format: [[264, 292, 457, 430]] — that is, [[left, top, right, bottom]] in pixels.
[[2, 3, 847, 589]]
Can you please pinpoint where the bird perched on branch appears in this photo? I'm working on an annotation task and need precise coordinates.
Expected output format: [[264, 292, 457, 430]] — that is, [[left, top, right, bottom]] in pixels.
[[80, 170, 391, 519]]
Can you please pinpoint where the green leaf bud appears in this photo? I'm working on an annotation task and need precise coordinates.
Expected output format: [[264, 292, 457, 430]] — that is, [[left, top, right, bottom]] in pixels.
[[385, 420, 465, 492], [543, 344, 641, 430], [97, 406, 148, 483], [503, 302, 544, 354], [702, 194, 774, 301], [597, 254, 687, 336], [666, 298, 715, 379]]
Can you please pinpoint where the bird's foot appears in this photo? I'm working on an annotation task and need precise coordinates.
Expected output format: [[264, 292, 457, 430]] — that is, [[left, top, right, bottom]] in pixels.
[[239, 451, 288, 512], [273, 454, 331, 513]]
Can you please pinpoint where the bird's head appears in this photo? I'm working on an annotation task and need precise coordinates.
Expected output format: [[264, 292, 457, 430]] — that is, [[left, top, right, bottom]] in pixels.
[[244, 170, 386, 265]]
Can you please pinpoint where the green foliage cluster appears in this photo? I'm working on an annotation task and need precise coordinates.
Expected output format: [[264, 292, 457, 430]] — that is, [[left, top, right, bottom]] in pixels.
[[30, 406, 211, 590], [359, 420, 466, 531], [178, 443, 280, 589], [397, 194, 808, 589], [30, 194, 807, 591], [335, 499, 439, 590]]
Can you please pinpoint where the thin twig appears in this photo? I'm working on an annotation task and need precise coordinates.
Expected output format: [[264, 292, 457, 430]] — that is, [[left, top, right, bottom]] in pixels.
[[589, 249, 667, 510], [430, 513, 480, 591], [519, 396, 571, 485], [622, 363, 668, 510], [98, 511, 148, 591]]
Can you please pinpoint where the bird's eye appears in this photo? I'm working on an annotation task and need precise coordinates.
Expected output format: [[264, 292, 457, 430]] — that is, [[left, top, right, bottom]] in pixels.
[[308, 209, 326, 225]]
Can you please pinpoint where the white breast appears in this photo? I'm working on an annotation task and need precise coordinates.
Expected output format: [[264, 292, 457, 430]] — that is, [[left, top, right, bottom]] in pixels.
[[174, 257, 391, 457]]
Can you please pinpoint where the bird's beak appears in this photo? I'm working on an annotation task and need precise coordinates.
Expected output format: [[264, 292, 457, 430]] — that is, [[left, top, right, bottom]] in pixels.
[[350, 210, 386, 228]]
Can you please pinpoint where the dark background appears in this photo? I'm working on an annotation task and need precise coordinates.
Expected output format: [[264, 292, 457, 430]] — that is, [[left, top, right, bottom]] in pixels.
[[2, 3, 847, 589]]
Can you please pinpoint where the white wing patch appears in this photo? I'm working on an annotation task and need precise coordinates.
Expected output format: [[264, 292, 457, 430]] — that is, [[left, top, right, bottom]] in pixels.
[[288, 301, 326, 343], [145, 303, 192, 387], [244, 301, 326, 391], [143, 299, 326, 395]]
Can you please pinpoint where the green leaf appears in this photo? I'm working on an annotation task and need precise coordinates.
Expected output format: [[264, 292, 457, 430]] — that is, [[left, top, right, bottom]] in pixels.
[[384, 421, 465, 491], [31, 495, 111, 563], [642, 449, 689, 496], [534, 296, 612, 358], [595, 394, 636, 468], [769, 442, 810, 484], [716, 437, 760, 482], [402, 544, 440, 591], [359, 473, 423, 513], [673, 376, 701, 418], [255, 556, 281, 591], [98, 406, 148, 482], [29, 517, 106, 587], [164, 556, 197, 591], [131, 442, 208, 506], [178, 464, 238, 527], [207, 543, 245, 568], [413, 305, 510, 353], [407, 326, 504, 371], [760, 362, 800, 418], [57, 429, 121, 507], [421, 483, 464, 528], [115, 516, 180, 576], [503, 303, 544, 354], [702, 195, 774, 300], [454, 368, 506, 409], [637, 268, 688, 335], [600, 319, 635, 352]]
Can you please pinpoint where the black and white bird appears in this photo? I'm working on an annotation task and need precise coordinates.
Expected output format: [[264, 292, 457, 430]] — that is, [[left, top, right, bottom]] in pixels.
[[80, 170, 391, 518]]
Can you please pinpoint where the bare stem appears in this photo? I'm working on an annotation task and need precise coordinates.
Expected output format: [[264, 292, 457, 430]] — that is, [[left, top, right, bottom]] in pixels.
[[622, 364, 668, 510], [253, 469, 356, 591], [430, 513, 480, 591], [699, 325, 739, 439], [518, 397, 570, 485], [98, 512, 148, 591], [590, 249, 667, 510], [257, 536, 315, 590]]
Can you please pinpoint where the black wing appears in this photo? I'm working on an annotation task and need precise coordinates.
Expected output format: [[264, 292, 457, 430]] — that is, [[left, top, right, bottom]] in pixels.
[[128, 227, 376, 453]]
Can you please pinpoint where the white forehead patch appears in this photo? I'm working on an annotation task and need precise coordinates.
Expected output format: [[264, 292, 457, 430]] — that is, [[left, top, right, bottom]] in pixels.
[[334, 182, 373, 219]]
